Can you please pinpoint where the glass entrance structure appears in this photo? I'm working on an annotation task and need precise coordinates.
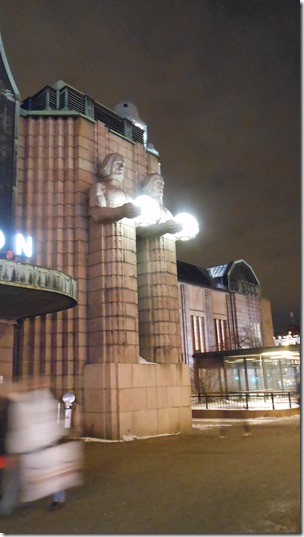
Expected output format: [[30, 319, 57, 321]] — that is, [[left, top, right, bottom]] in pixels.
[[193, 345, 300, 394]]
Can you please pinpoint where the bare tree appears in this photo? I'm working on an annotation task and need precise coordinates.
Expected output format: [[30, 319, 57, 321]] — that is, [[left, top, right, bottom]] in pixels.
[[231, 322, 262, 349], [197, 366, 222, 394]]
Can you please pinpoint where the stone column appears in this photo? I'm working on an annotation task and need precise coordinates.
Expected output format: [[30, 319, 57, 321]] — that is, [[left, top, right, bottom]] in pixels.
[[137, 234, 182, 364], [88, 218, 139, 364]]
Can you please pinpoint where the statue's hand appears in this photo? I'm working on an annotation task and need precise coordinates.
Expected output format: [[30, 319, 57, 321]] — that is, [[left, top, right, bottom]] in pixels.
[[163, 220, 183, 234], [120, 202, 141, 219], [136, 219, 183, 238], [90, 202, 140, 224]]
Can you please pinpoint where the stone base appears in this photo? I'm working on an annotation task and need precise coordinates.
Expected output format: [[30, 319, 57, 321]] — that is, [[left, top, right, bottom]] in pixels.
[[83, 362, 192, 439]]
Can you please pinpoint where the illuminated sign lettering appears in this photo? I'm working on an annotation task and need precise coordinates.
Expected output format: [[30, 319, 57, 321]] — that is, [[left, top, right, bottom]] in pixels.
[[0, 231, 4, 249], [0, 230, 33, 258]]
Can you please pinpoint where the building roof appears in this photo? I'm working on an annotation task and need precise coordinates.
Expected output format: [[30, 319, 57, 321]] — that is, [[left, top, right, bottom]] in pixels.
[[20, 80, 148, 147], [207, 262, 232, 279], [177, 260, 213, 288], [177, 259, 261, 295], [207, 259, 260, 293]]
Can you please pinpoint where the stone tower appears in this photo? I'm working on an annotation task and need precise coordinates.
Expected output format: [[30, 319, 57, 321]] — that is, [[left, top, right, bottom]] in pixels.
[[1, 61, 192, 438]]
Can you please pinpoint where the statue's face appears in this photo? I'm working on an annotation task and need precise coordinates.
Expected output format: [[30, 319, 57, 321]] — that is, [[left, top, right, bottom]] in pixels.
[[150, 177, 164, 197], [111, 159, 125, 181]]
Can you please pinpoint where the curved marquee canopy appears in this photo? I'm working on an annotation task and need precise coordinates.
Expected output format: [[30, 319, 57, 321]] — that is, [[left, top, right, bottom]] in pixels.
[[0, 260, 77, 321]]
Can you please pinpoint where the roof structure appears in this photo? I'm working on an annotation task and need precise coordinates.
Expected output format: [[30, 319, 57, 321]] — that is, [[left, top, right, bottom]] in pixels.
[[177, 260, 213, 288], [207, 259, 260, 294], [207, 262, 232, 279], [177, 259, 261, 296], [20, 80, 148, 147]]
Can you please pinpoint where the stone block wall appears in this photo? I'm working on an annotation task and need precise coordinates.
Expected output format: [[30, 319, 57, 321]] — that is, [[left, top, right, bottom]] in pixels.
[[83, 362, 192, 439]]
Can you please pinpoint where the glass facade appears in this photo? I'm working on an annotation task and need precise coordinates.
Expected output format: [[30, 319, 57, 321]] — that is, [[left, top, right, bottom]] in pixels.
[[196, 349, 300, 394]]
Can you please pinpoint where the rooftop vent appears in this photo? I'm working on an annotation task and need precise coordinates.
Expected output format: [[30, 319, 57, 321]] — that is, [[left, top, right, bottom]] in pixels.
[[21, 83, 145, 146], [115, 102, 147, 147]]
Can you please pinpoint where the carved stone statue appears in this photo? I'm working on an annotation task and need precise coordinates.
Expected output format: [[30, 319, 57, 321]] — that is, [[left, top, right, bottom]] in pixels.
[[88, 151, 140, 364], [89, 153, 140, 223], [136, 173, 182, 238], [136, 172, 182, 363]]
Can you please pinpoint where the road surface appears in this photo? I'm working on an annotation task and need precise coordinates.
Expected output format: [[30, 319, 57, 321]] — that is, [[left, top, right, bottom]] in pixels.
[[0, 415, 300, 534]]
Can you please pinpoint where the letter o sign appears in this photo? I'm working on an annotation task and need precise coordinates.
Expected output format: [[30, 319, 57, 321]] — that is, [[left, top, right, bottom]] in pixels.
[[0, 231, 5, 249]]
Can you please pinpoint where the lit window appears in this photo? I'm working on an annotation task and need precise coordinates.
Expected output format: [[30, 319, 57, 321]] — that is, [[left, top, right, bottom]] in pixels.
[[214, 319, 229, 351], [191, 315, 206, 353]]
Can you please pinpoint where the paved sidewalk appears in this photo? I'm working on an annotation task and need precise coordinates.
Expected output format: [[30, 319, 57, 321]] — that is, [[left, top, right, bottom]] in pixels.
[[0, 416, 300, 534]]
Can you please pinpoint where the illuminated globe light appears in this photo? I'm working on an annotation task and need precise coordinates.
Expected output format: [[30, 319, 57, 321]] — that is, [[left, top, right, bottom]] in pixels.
[[173, 212, 199, 241], [134, 195, 162, 226]]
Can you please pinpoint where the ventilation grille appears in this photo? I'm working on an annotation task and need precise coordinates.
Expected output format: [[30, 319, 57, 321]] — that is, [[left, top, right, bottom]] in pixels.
[[65, 88, 85, 114], [49, 88, 57, 110], [132, 124, 144, 144], [94, 104, 125, 136], [21, 84, 145, 145], [22, 86, 57, 111], [59, 90, 66, 110]]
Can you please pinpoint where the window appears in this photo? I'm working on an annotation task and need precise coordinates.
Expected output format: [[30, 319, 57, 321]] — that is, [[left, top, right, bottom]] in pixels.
[[191, 315, 206, 353], [253, 322, 262, 346], [214, 319, 229, 351]]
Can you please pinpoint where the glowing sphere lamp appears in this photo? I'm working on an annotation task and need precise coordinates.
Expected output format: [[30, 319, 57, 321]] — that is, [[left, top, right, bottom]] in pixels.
[[134, 195, 161, 226], [173, 212, 199, 241]]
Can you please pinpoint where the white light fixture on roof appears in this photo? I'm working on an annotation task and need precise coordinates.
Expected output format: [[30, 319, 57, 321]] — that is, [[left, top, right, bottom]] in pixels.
[[115, 102, 148, 147], [173, 212, 199, 241], [134, 195, 161, 227]]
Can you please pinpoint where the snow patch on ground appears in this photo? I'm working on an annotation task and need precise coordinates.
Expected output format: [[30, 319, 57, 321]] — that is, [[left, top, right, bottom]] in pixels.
[[192, 414, 300, 430], [81, 437, 121, 443], [192, 423, 232, 430], [80, 432, 181, 443], [75, 415, 299, 442]]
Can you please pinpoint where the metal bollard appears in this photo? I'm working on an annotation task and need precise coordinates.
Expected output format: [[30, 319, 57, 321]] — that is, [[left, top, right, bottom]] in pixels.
[[62, 392, 76, 429]]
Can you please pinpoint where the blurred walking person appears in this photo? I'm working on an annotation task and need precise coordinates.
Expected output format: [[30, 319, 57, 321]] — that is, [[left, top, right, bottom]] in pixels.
[[0, 378, 82, 515]]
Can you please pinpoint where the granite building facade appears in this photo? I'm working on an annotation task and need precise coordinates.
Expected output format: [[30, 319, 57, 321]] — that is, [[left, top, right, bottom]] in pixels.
[[0, 37, 276, 439]]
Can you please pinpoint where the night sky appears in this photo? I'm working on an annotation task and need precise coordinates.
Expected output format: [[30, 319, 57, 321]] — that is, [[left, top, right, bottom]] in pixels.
[[0, 0, 300, 333]]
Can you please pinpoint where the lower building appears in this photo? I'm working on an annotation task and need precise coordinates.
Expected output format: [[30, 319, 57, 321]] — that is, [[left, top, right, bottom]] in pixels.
[[193, 345, 300, 394], [177, 259, 274, 371]]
